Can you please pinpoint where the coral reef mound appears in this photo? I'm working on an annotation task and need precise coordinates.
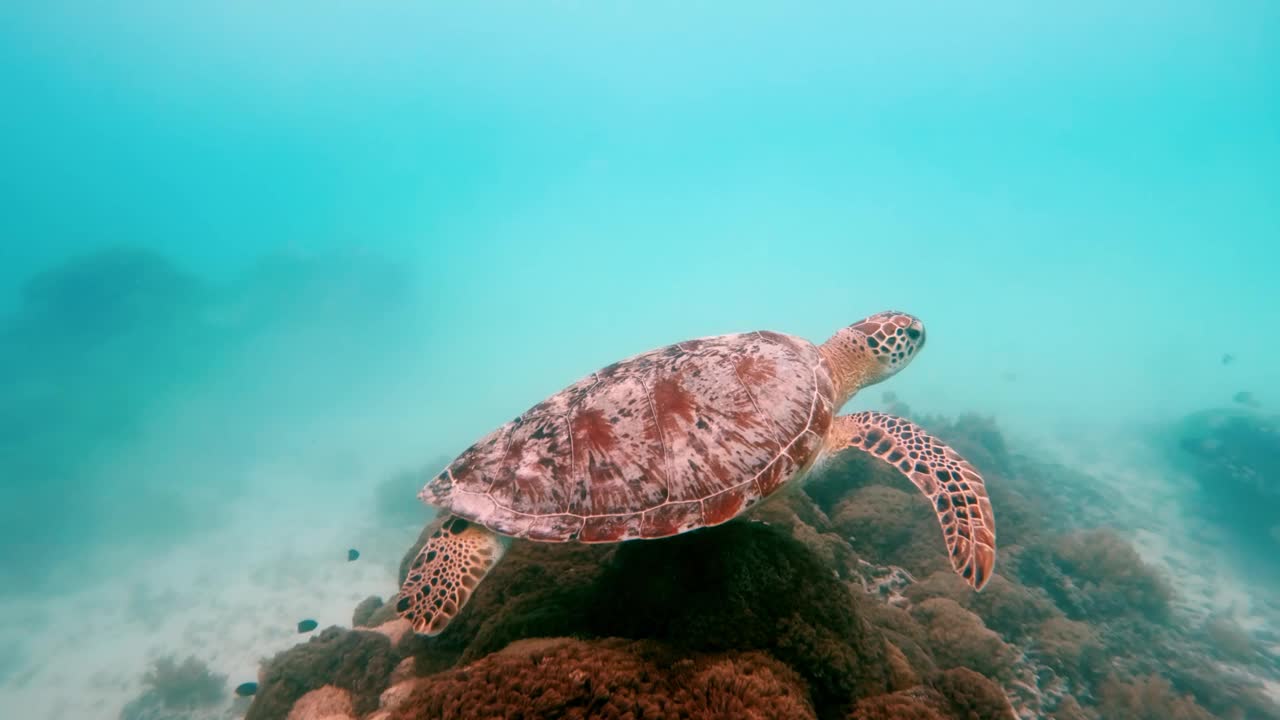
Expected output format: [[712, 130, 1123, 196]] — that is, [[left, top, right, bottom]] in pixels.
[[385, 637, 814, 720], [588, 520, 891, 713]]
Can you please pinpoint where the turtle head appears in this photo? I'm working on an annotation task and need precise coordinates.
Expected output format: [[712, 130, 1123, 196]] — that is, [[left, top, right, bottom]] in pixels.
[[850, 310, 926, 382], [821, 311, 926, 401]]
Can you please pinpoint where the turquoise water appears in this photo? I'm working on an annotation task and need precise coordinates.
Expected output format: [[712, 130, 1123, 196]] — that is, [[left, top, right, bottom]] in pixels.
[[4, 3, 1277, 435], [1, 3, 1278, 718]]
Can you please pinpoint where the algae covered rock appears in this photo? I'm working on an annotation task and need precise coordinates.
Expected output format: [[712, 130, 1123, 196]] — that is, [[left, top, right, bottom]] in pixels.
[[1096, 674, 1216, 720], [847, 688, 950, 720], [1033, 616, 1105, 683], [833, 485, 924, 555], [1051, 529, 1173, 620], [847, 669, 1016, 720], [1173, 408, 1280, 549], [247, 627, 400, 720], [927, 667, 1015, 720], [387, 637, 814, 720], [908, 598, 1016, 681], [390, 516, 892, 716], [351, 596, 383, 628], [1013, 528, 1173, 621], [589, 520, 890, 714], [904, 570, 1058, 641]]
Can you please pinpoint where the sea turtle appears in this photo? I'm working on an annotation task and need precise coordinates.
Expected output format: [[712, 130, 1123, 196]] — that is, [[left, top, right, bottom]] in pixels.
[[398, 311, 997, 635]]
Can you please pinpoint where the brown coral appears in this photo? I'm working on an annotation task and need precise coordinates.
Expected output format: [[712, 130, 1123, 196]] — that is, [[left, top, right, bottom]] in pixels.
[[589, 521, 890, 715], [751, 490, 862, 578], [1035, 616, 1104, 683], [1049, 696, 1097, 720], [909, 598, 1016, 680], [928, 667, 1015, 720], [847, 688, 949, 720], [883, 641, 920, 691], [847, 670, 1016, 720], [1097, 674, 1215, 720], [384, 515, 892, 718], [1051, 529, 1174, 619], [864, 604, 938, 683], [388, 637, 815, 720], [832, 485, 926, 554], [904, 570, 1057, 640], [1011, 528, 1176, 623], [804, 449, 906, 515], [831, 484, 945, 577]]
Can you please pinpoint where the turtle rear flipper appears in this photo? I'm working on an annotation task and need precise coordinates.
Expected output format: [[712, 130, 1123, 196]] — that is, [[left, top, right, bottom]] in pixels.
[[397, 515, 509, 635]]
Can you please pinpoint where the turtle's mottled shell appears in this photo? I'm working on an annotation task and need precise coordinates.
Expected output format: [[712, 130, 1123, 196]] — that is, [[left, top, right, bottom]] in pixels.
[[421, 331, 837, 542]]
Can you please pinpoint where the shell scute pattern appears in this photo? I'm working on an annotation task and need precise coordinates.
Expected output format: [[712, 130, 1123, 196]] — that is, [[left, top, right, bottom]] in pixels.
[[422, 332, 836, 542]]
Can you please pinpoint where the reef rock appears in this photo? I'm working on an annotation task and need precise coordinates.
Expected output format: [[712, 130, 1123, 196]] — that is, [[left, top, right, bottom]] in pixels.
[[588, 520, 891, 715], [388, 517, 890, 717], [285, 685, 353, 720], [1174, 408, 1280, 543], [385, 637, 814, 720], [351, 596, 383, 628], [246, 627, 400, 720]]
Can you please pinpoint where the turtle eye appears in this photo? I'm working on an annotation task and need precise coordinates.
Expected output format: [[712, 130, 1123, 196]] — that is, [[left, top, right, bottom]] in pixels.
[[906, 327, 922, 341]]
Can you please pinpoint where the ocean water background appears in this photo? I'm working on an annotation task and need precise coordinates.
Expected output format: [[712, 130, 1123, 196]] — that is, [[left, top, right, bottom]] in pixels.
[[0, 3, 1277, 718]]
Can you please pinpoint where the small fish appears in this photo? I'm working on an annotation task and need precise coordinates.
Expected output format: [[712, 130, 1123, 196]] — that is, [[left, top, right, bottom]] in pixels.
[[1233, 391, 1261, 409], [234, 682, 258, 697], [297, 619, 318, 633], [347, 548, 359, 562], [1222, 353, 1235, 365]]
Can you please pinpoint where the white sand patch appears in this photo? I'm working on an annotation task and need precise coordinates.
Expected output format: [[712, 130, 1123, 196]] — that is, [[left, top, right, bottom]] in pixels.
[[0, 463, 421, 720]]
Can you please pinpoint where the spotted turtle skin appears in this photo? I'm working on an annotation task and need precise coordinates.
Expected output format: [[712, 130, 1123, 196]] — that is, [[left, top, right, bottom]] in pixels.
[[420, 331, 837, 543]]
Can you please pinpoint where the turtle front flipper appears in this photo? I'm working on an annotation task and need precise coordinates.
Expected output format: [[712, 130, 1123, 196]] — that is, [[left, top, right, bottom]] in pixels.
[[397, 514, 510, 636], [825, 412, 996, 590]]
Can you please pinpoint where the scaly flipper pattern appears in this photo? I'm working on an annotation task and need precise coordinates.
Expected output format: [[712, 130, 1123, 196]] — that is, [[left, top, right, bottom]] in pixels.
[[826, 411, 996, 589], [396, 514, 508, 635]]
